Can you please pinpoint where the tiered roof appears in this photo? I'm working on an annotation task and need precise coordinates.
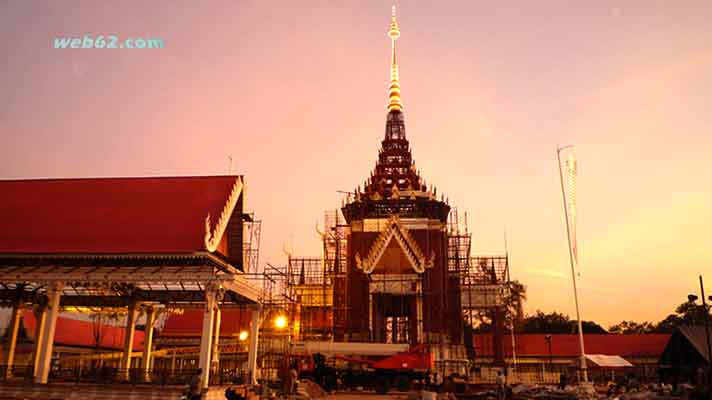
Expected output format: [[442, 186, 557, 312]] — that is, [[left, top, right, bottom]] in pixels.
[[343, 7, 449, 223]]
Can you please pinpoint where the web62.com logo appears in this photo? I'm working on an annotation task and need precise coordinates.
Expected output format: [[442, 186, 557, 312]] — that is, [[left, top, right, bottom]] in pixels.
[[54, 35, 164, 49]]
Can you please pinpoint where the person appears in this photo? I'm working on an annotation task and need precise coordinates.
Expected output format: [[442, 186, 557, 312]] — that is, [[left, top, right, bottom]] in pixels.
[[696, 367, 705, 386], [289, 365, 298, 395], [432, 371, 443, 392], [558, 372, 568, 390], [188, 368, 203, 400], [224, 386, 245, 400], [496, 370, 505, 400]]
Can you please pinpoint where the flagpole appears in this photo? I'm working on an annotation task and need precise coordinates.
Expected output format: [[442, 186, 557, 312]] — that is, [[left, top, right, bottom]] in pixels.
[[557, 145, 588, 383]]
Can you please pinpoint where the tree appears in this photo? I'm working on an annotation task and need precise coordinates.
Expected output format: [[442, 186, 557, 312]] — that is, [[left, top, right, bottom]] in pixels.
[[520, 311, 572, 334], [652, 314, 684, 333], [519, 310, 607, 334], [607, 300, 712, 334], [608, 320, 656, 334], [579, 320, 607, 334], [464, 280, 527, 333], [651, 300, 711, 333], [504, 280, 527, 323]]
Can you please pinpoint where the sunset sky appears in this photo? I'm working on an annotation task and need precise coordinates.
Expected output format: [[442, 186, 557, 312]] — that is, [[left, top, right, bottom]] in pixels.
[[2, 1, 711, 327]]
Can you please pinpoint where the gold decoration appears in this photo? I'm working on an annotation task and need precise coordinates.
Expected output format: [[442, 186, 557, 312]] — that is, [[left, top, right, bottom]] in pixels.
[[387, 5, 403, 112], [204, 176, 244, 252], [354, 215, 433, 274], [391, 183, 400, 199]]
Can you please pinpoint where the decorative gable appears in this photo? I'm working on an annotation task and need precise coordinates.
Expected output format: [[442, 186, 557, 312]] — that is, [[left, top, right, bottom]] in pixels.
[[354, 215, 434, 274], [204, 176, 244, 253]]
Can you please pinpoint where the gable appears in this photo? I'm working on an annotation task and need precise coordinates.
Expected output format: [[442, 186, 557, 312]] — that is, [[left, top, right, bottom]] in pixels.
[[371, 235, 420, 274], [355, 215, 434, 274]]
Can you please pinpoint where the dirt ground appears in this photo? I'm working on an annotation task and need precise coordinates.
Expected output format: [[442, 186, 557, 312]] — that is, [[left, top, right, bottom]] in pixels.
[[326, 392, 407, 400]]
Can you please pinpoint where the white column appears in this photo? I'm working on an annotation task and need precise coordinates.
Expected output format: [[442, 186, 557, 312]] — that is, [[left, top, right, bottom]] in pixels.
[[368, 286, 373, 341], [198, 285, 218, 390], [170, 350, 176, 376], [4, 303, 23, 378], [211, 307, 221, 375], [32, 303, 48, 379], [119, 302, 139, 381], [247, 304, 262, 385], [416, 281, 423, 344], [141, 306, 158, 382], [35, 282, 63, 384]]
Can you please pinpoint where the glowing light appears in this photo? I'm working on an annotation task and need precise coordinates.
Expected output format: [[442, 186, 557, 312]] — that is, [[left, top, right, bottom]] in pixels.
[[274, 315, 287, 329], [238, 330, 248, 341]]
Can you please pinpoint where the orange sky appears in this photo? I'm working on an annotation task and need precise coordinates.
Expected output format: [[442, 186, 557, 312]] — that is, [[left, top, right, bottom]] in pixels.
[[2, 1, 711, 327]]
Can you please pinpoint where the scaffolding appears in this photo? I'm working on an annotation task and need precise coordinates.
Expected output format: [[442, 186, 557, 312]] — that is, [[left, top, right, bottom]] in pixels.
[[322, 210, 347, 340], [257, 205, 514, 377], [243, 214, 262, 274], [279, 210, 347, 342], [267, 206, 513, 341], [253, 263, 292, 382], [446, 208, 510, 326]]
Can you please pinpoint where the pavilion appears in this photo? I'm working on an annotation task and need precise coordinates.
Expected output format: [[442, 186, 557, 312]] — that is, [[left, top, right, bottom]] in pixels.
[[0, 175, 263, 389]]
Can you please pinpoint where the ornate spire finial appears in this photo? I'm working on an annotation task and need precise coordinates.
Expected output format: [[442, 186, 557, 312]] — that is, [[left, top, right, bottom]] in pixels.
[[387, 5, 402, 112]]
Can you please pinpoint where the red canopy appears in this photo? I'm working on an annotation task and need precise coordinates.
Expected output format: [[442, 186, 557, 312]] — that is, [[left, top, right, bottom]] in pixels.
[[23, 312, 145, 351], [160, 308, 252, 337]]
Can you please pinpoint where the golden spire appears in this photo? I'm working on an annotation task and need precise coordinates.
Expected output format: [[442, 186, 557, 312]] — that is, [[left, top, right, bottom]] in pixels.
[[387, 5, 402, 112]]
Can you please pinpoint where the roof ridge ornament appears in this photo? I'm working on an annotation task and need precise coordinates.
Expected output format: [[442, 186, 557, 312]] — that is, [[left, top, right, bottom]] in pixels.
[[204, 176, 244, 253]]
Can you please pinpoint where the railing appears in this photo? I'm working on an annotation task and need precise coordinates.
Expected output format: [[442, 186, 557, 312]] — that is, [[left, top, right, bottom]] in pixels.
[[0, 365, 249, 386], [0, 365, 35, 381]]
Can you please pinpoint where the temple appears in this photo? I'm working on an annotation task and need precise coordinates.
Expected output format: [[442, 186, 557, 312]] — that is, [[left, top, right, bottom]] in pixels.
[[274, 6, 512, 375], [341, 6, 458, 345]]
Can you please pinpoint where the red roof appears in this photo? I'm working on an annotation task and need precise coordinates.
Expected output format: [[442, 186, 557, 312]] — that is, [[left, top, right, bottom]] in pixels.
[[160, 308, 252, 337], [22, 312, 145, 351], [0, 176, 240, 253], [473, 333, 670, 358]]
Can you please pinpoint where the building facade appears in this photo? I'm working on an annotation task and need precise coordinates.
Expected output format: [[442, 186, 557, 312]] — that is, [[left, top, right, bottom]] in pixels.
[[337, 8, 461, 346]]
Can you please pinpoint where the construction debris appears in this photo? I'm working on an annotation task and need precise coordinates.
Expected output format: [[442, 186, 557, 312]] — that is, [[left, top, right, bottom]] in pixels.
[[296, 379, 328, 400], [504, 383, 599, 400]]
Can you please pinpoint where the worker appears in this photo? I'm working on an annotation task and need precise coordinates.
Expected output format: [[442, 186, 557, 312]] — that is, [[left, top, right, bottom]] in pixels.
[[290, 365, 299, 395], [558, 372, 568, 390], [433, 371, 442, 392], [495, 370, 505, 400], [188, 368, 203, 400]]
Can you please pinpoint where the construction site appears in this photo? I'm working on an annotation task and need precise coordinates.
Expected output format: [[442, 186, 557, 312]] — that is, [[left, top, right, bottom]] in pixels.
[[254, 207, 513, 381], [194, 10, 514, 389], [238, 6, 517, 387], [0, 5, 517, 398], [147, 4, 518, 387]]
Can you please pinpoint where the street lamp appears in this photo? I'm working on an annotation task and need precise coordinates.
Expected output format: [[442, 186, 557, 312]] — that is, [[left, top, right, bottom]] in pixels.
[[688, 275, 711, 386], [274, 315, 288, 330], [239, 331, 248, 341], [545, 335, 553, 373]]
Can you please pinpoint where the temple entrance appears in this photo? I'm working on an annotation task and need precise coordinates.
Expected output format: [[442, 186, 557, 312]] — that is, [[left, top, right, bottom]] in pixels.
[[386, 316, 410, 343], [372, 293, 416, 344]]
